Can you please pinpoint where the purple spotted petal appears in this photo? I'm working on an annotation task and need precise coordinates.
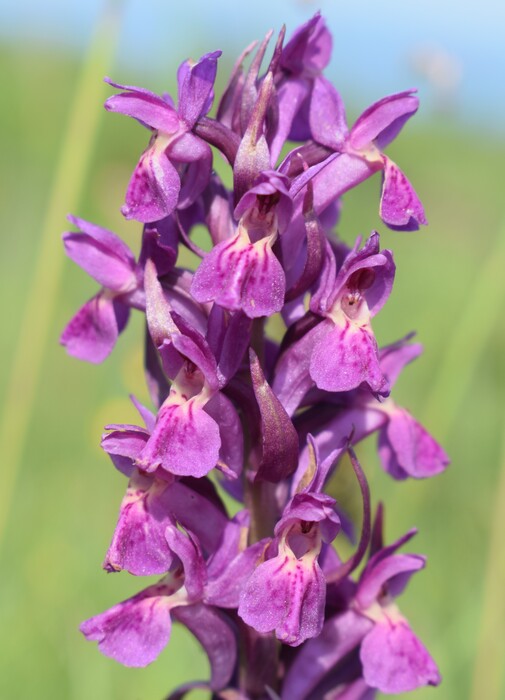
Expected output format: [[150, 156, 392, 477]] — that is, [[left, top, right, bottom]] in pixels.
[[380, 157, 427, 230], [310, 319, 389, 395], [378, 407, 449, 479], [360, 619, 441, 693], [104, 473, 176, 576], [80, 584, 173, 667], [60, 293, 129, 363], [191, 232, 285, 318], [238, 551, 326, 646], [137, 399, 221, 477], [122, 139, 181, 223]]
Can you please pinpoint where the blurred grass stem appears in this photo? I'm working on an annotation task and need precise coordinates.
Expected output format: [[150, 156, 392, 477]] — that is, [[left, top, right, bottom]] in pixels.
[[0, 1, 123, 553], [470, 405, 505, 700], [422, 218, 505, 441]]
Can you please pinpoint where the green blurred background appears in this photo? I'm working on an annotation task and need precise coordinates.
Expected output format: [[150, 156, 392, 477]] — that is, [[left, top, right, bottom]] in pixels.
[[1, 1, 504, 698]]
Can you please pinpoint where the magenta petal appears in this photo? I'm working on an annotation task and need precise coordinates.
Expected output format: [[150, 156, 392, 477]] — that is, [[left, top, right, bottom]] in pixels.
[[356, 553, 425, 610], [360, 619, 441, 693], [380, 157, 427, 230], [191, 233, 285, 318], [63, 221, 137, 290], [165, 526, 206, 601], [137, 400, 221, 477], [238, 553, 326, 646], [379, 407, 449, 479], [309, 76, 348, 151], [172, 604, 236, 690], [101, 425, 150, 476], [350, 90, 419, 151], [61, 293, 128, 363], [176, 50, 221, 128], [172, 138, 212, 209], [104, 475, 175, 576], [80, 587, 172, 667], [63, 232, 135, 290], [379, 334, 422, 388], [310, 320, 388, 395], [122, 142, 181, 223], [104, 83, 180, 133]]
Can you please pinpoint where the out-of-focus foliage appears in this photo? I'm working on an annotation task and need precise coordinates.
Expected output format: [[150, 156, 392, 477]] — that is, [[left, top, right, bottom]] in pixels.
[[0, 41, 504, 699]]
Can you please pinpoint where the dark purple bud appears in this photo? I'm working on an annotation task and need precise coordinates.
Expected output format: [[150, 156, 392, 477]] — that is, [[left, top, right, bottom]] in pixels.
[[249, 349, 298, 482]]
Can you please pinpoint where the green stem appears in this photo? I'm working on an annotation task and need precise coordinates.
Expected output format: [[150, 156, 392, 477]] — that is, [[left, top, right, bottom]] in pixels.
[[0, 0, 124, 554]]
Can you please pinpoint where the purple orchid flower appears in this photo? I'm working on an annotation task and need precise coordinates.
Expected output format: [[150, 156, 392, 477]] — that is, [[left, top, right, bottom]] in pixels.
[[136, 260, 243, 479], [100, 397, 230, 576], [274, 232, 395, 415], [60, 216, 144, 363], [238, 449, 340, 646], [295, 335, 449, 482], [105, 51, 221, 223], [191, 170, 292, 318], [281, 527, 440, 699], [287, 83, 426, 231], [73, 15, 447, 699], [81, 525, 237, 689]]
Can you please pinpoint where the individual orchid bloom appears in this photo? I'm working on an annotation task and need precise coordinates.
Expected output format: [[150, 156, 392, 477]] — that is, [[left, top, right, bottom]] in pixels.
[[353, 531, 441, 693], [295, 335, 449, 481], [286, 82, 426, 231], [238, 467, 340, 646], [274, 232, 395, 416], [191, 171, 292, 318], [281, 529, 440, 699], [60, 216, 145, 363], [81, 526, 237, 690], [137, 260, 243, 478], [105, 50, 221, 223]]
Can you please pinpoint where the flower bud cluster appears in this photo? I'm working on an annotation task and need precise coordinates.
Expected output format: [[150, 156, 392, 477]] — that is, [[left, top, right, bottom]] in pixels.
[[63, 13, 448, 698]]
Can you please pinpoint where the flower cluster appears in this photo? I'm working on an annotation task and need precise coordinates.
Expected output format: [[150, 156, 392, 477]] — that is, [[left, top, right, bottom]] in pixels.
[[64, 14, 448, 699]]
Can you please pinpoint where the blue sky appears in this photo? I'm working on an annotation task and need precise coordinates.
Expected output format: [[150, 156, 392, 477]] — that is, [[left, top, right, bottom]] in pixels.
[[2, 0, 504, 133]]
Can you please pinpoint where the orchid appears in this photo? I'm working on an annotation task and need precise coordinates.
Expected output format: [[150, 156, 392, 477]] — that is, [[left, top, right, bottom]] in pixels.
[[64, 13, 448, 698]]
